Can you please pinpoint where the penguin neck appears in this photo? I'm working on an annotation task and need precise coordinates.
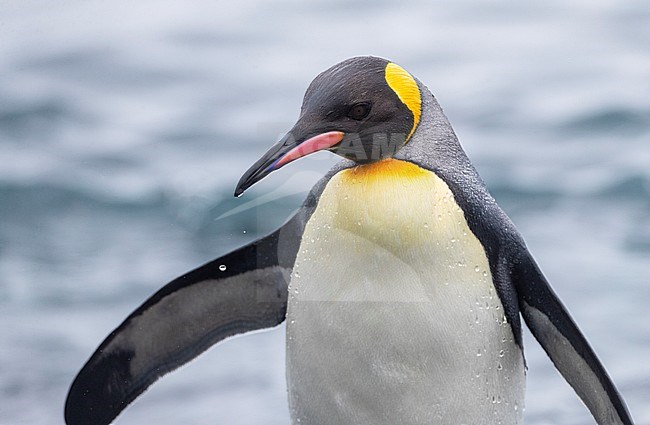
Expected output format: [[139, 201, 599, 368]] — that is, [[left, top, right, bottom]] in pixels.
[[395, 82, 475, 177], [411, 82, 458, 148]]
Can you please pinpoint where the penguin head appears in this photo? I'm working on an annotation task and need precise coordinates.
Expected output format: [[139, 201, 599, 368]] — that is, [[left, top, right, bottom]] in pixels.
[[235, 56, 422, 196]]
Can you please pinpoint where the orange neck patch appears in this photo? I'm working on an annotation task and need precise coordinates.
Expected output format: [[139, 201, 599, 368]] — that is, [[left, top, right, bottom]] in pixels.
[[341, 159, 427, 183]]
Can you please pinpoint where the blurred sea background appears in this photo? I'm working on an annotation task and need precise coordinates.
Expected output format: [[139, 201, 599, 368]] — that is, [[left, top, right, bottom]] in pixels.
[[1, 0, 649, 424]]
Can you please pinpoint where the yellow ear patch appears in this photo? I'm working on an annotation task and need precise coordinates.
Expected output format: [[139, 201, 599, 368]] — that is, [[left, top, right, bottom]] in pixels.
[[384, 62, 422, 141]]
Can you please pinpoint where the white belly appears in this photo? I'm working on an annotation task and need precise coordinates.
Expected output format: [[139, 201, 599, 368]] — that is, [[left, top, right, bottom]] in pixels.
[[286, 161, 525, 425]]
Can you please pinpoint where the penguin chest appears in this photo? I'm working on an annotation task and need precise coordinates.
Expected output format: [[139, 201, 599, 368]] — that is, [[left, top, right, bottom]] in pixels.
[[286, 160, 525, 425]]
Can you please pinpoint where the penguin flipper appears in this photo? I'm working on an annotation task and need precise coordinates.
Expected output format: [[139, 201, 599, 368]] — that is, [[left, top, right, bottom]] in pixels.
[[64, 215, 304, 425], [515, 253, 634, 425]]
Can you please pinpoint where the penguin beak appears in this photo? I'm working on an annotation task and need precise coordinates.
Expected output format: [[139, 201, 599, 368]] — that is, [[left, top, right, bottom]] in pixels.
[[234, 130, 344, 197]]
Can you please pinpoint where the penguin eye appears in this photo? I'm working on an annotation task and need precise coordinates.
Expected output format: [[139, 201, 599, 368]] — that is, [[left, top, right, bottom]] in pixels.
[[347, 102, 371, 120]]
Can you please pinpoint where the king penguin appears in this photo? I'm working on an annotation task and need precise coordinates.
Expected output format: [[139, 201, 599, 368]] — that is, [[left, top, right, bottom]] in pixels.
[[65, 56, 635, 425]]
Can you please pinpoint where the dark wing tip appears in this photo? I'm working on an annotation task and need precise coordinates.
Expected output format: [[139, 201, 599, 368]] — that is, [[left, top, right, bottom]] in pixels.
[[65, 348, 136, 425], [515, 254, 636, 425]]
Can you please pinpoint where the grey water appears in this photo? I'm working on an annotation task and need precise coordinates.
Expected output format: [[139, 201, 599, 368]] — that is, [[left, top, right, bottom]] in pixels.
[[1, 1, 649, 424]]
